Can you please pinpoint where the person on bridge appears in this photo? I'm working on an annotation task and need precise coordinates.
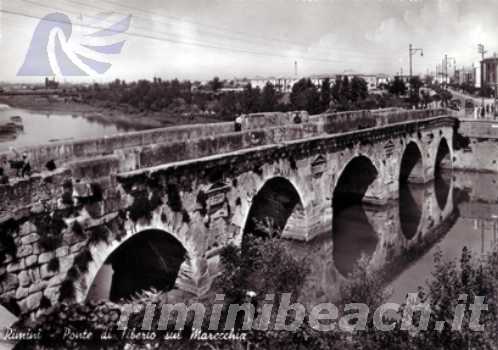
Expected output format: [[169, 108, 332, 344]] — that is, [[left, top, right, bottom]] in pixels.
[[21, 153, 31, 178], [234, 115, 242, 132]]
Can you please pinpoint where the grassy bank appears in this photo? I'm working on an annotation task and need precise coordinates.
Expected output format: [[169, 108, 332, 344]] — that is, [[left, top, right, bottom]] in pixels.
[[0, 95, 227, 131]]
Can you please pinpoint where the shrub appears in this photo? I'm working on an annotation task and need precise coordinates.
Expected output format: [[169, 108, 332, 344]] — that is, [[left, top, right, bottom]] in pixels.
[[88, 226, 110, 245]]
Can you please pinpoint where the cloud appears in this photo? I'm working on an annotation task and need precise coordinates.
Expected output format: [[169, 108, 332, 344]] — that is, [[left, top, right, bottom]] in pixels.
[[2, 0, 498, 82]]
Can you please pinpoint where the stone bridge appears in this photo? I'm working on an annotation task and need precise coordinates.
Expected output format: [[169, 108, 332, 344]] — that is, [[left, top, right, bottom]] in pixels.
[[0, 108, 456, 315]]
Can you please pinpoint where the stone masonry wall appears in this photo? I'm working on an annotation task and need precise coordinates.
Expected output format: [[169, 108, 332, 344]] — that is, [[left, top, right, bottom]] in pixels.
[[0, 110, 455, 318]]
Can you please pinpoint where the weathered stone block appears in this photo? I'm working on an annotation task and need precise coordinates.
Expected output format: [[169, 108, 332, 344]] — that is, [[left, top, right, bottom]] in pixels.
[[43, 286, 59, 305], [38, 252, 55, 264], [25, 291, 42, 310], [21, 233, 40, 245], [25, 255, 38, 267], [28, 281, 47, 294], [40, 264, 57, 280], [48, 275, 64, 287], [17, 244, 33, 258], [7, 260, 25, 273], [15, 286, 29, 300], [55, 246, 69, 258], [20, 222, 37, 236], [28, 268, 40, 283], [59, 256, 74, 273], [18, 271, 30, 287], [3, 273, 19, 292]]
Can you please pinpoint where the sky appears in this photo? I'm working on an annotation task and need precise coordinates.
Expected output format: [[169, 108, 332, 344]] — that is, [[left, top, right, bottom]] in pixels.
[[1, 0, 498, 83]]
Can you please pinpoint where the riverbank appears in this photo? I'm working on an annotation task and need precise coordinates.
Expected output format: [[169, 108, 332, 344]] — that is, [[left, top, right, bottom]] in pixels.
[[0, 95, 226, 131]]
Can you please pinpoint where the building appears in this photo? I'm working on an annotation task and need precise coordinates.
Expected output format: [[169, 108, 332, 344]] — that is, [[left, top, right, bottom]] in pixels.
[[248, 77, 300, 93], [481, 57, 498, 93], [244, 73, 390, 93], [455, 65, 477, 86]]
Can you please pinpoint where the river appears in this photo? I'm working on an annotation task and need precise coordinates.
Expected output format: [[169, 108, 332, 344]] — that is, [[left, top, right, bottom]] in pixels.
[[289, 170, 498, 307], [0, 105, 140, 152]]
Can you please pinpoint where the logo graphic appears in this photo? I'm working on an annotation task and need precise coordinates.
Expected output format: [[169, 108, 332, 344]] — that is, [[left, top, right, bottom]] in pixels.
[[18, 12, 131, 76]]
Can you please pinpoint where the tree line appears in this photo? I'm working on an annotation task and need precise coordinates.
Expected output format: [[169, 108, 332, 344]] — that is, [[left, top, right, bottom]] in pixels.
[[73, 75, 408, 120]]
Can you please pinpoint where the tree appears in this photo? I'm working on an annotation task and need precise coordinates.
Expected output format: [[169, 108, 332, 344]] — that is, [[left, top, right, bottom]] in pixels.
[[421, 90, 433, 108], [290, 78, 321, 114], [320, 77, 332, 112], [409, 76, 423, 93], [241, 83, 261, 113], [408, 76, 423, 106], [341, 75, 352, 101], [424, 74, 434, 86], [351, 76, 368, 102], [388, 77, 407, 96], [260, 82, 278, 112], [209, 76, 223, 92]]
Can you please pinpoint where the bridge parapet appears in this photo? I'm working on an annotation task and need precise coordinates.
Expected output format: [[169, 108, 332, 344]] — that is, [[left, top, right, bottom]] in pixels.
[[0, 113, 456, 215], [0, 108, 449, 175]]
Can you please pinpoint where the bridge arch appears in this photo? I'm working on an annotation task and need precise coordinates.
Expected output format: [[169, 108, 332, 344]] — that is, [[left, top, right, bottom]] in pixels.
[[86, 229, 186, 302], [332, 155, 379, 276], [399, 141, 425, 184], [242, 176, 308, 240], [333, 155, 379, 210], [73, 220, 197, 303]]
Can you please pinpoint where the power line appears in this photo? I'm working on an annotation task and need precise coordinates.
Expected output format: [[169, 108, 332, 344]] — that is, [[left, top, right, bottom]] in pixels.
[[60, 0, 392, 58], [5, 2, 397, 64], [1, 8, 391, 65]]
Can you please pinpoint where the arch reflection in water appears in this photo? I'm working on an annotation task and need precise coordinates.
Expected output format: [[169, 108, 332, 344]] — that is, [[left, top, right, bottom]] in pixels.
[[332, 156, 379, 276], [399, 184, 425, 240], [399, 142, 425, 240], [435, 138, 452, 210], [87, 230, 186, 302], [244, 177, 302, 237]]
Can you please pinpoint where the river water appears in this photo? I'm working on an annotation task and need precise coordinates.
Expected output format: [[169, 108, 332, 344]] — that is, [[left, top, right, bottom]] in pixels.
[[290, 170, 498, 307], [0, 105, 139, 152]]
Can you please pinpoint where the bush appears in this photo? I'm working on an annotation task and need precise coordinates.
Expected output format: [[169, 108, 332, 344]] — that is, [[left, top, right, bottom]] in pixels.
[[11, 241, 498, 349]]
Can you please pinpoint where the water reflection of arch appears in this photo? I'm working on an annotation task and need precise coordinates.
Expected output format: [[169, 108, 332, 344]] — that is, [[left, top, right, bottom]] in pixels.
[[73, 217, 200, 303], [398, 141, 426, 240], [331, 155, 380, 277], [368, 177, 455, 271], [291, 163, 456, 307], [434, 137, 453, 212]]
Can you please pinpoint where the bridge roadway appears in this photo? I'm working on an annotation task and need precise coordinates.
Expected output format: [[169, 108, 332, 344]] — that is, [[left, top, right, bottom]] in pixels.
[[0, 108, 457, 315]]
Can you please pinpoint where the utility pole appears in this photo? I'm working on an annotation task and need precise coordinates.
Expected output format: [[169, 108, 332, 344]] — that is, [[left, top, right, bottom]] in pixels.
[[478, 43, 487, 109], [443, 54, 455, 90], [409, 44, 424, 81], [408, 44, 424, 101]]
